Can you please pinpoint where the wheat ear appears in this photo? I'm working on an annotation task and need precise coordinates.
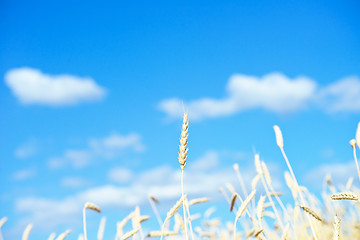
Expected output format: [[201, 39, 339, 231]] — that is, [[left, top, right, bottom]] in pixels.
[[83, 202, 101, 240], [97, 217, 106, 240], [331, 192, 359, 200]]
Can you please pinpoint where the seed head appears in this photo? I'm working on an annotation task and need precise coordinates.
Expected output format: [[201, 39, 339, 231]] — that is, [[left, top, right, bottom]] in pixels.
[[178, 113, 189, 170]]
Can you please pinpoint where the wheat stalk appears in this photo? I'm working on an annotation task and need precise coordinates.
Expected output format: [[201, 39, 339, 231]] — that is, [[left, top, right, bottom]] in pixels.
[[273, 125, 318, 240], [178, 113, 189, 240], [97, 217, 106, 240], [148, 194, 162, 228]]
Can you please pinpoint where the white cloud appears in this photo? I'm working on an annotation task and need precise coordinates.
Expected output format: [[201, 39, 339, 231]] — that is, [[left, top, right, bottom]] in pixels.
[[48, 133, 145, 169], [90, 133, 145, 157], [158, 73, 360, 121], [17, 150, 264, 232], [14, 141, 37, 159], [158, 72, 317, 120], [12, 168, 36, 181], [318, 76, 360, 112], [61, 177, 89, 188], [108, 167, 133, 183], [304, 161, 357, 190], [5, 67, 106, 106]]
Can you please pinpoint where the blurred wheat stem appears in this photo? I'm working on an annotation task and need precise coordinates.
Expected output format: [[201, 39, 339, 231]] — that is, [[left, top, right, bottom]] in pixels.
[[274, 125, 318, 240], [148, 195, 163, 228]]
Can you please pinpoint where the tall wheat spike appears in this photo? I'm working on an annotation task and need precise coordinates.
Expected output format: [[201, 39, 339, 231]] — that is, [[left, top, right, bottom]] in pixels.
[[178, 113, 189, 240]]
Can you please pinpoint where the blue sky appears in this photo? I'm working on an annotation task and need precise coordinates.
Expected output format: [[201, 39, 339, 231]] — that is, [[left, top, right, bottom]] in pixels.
[[1, 0, 360, 239]]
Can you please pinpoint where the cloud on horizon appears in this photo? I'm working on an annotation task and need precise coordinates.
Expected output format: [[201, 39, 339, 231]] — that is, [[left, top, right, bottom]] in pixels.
[[48, 133, 145, 169], [5, 67, 106, 106], [158, 73, 360, 121], [14, 150, 262, 233]]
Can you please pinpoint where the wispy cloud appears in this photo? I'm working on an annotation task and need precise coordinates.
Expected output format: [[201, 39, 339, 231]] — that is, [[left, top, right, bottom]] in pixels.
[[318, 76, 360, 113], [158, 73, 360, 121], [61, 177, 89, 189], [48, 133, 145, 169], [108, 167, 133, 184], [158, 72, 317, 120], [304, 161, 357, 191], [12, 168, 36, 181], [14, 141, 37, 159], [5, 67, 106, 106], [15, 150, 262, 232]]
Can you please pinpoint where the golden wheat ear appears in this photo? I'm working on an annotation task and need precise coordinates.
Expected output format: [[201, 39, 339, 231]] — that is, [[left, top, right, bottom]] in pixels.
[[83, 202, 101, 240]]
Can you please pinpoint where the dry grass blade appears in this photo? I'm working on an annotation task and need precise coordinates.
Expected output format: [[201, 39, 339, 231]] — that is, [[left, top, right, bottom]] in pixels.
[[188, 197, 210, 206], [120, 228, 140, 240], [84, 202, 101, 213], [230, 194, 237, 212], [146, 231, 178, 237], [331, 192, 359, 200], [299, 205, 324, 222], [22, 224, 33, 240], [55, 229, 71, 240], [236, 190, 256, 219]]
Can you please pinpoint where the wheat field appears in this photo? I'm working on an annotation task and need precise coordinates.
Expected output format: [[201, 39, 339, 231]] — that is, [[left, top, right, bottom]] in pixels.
[[1, 117, 360, 240]]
